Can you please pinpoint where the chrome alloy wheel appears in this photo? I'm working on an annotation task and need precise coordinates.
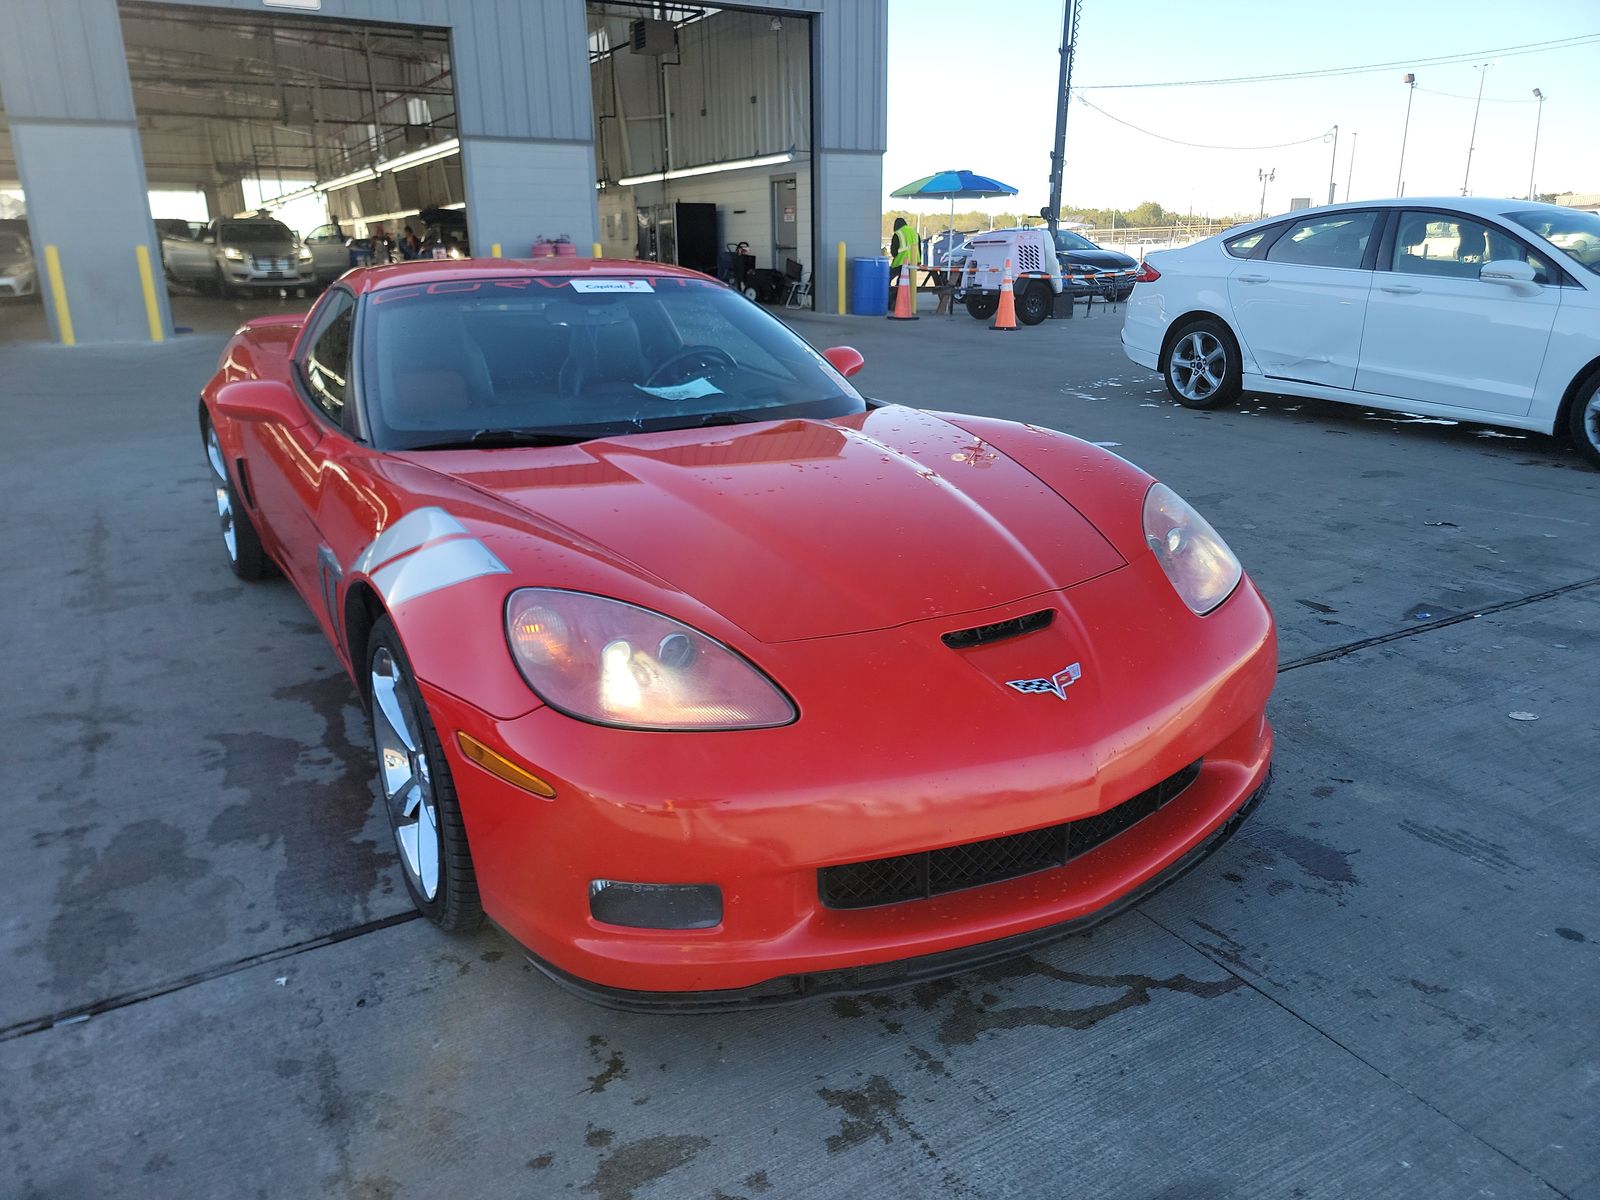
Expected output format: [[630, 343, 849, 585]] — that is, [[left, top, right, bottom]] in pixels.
[[370, 648, 440, 900], [1584, 390, 1600, 456], [205, 425, 237, 562], [1169, 330, 1227, 402]]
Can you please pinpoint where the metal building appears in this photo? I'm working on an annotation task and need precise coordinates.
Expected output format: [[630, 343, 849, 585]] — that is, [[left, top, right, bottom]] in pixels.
[[0, 0, 888, 344]]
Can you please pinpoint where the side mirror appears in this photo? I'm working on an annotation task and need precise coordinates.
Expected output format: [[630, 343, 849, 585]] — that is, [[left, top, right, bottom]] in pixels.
[[1480, 259, 1537, 286], [213, 379, 308, 427], [822, 345, 865, 379]]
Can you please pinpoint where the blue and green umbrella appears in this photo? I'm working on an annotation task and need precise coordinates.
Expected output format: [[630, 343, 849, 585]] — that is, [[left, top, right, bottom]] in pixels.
[[891, 170, 1019, 258]]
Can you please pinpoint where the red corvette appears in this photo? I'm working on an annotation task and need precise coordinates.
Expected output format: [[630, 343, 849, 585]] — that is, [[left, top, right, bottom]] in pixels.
[[199, 258, 1275, 1009]]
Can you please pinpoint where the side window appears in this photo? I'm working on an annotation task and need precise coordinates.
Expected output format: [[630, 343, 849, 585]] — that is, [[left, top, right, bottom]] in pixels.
[[1265, 212, 1378, 269], [1225, 228, 1269, 257], [1391, 212, 1554, 284], [302, 293, 355, 423]]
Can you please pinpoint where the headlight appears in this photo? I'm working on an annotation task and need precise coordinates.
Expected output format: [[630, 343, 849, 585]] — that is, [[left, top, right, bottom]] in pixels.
[[297, 246, 313, 261], [1142, 483, 1242, 615], [222, 246, 244, 260], [505, 589, 795, 730]]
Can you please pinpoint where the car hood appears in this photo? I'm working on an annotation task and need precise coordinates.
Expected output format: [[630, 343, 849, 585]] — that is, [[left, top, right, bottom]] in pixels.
[[406, 407, 1126, 642], [1062, 249, 1138, 271]]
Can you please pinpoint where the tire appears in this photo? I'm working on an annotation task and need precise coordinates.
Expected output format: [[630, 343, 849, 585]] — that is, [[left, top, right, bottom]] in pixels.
[[367, 616, 483, 931], [1162, 317, 1243, 409], [1116, 287, 1134, 304], [202, 417, 271, 581], [965, 292, 998, 320], [1015, 280, 1052, 326], [1567, 372, 1600, 469], [214, 267, 235, 300]]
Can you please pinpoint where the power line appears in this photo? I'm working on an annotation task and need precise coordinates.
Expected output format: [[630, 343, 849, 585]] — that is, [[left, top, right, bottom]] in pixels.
[[1074, 94, 1332, 151], [1076, 32, 1600, 91], [1416, 85, 1540, 104]]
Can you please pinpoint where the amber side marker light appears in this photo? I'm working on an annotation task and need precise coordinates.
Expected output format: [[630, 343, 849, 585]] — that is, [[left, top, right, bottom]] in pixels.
[[456, 732, 557, 798]]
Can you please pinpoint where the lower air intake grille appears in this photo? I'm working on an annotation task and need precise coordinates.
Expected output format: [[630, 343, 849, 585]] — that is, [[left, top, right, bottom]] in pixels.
[[818, 760, 1203, 910]]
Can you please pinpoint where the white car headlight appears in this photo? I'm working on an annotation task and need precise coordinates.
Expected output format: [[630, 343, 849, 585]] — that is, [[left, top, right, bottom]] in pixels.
[[1142, 483, 1242, 615], [222, 246, 244, 260], [297, 246, 313, 261], [505, 589, 795, 730]]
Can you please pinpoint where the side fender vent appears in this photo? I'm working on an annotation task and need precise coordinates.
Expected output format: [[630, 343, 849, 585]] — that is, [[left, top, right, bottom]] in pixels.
[[941, 608, 1053, 650]]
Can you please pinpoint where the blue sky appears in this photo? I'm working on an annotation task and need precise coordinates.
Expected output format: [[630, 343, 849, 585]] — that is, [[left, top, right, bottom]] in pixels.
[[885, 0, 1600, 219]]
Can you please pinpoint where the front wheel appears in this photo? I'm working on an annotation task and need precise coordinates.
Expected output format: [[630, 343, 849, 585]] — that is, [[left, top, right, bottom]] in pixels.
[[368, 617, 483, 931], [965, 292, 998, 320], [1567, 372, 1600, 469], [1162, 318, 1242, 409], [203, 419, 271, 580]]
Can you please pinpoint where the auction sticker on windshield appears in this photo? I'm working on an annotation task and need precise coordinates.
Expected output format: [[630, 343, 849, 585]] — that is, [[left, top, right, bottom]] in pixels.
[[570, 279, 655, 293]]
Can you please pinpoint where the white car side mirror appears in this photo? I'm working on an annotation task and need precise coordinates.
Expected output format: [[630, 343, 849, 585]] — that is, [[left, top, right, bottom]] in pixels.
[[1480, 259, 1537, 285]]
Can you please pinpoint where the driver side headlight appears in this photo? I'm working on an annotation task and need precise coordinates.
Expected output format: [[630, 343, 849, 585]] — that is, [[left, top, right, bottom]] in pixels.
[[297, 246, 314, 262], [222, 246, 244, 260], [1142, 483, 1242, 615], [505, 589, 796, 730]]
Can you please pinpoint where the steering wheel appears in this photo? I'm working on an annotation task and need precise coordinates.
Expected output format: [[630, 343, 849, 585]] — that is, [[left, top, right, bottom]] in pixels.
[[644, 345, 738, 390]]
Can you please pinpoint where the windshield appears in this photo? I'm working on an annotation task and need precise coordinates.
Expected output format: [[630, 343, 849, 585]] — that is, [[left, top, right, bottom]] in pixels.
[[1055, 230, 1098, 252], [0, 233, 27, 259], [361, 275, 867, 450], [1503, 208, 1600, 276], [220, 222, 295, 246]]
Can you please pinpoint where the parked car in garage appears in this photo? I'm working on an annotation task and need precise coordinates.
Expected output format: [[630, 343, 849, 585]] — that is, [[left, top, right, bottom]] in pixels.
[[0, 230, 36, 297], [1121, 198, 1600, 468], [162, 217, 314, 296], [196, 257, 1275, 1008]]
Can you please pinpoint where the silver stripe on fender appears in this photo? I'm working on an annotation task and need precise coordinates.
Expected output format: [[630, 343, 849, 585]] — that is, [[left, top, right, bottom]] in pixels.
[[352, 506, 468, 575], [369, 537, 510, 607]]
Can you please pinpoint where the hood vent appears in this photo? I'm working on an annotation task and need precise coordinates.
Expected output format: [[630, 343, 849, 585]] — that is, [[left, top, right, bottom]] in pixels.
[[941, 608, 1053, 650]]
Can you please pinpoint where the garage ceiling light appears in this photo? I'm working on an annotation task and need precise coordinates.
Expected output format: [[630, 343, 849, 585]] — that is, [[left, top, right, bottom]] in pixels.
[[377, 138, 461, 175], [260, 184, 319, 208], [316, 168, 378, 193], [617, 151, 796, 188]]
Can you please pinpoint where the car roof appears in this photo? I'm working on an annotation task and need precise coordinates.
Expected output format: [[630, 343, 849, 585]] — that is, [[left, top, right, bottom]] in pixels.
[[1242, 196, 1568, 229], [347, 257, 715, 295]]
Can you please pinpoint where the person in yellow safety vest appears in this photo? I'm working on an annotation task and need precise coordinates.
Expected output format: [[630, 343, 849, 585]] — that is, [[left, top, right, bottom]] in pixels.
[[888, 216, 920, 314]]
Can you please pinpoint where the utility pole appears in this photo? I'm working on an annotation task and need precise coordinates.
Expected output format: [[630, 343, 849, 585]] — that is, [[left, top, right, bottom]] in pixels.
[[1258, 168, 1275, 219], [1462, 61, 1492, 195], [1395, 73, 1416, 196], [1045, 0, 1082, 239], [1325, 124, 1339, 205], [1345, 131, 1357, 202], [1527, 88, 1546, 200]]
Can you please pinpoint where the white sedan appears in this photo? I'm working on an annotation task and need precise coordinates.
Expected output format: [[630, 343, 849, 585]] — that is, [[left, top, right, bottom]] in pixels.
[[1120, 197, 1600, 468]]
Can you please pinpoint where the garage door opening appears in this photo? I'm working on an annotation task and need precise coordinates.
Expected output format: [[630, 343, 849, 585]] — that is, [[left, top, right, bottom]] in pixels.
[[118, 1, 459, 320], [589, 3, 814, 307]]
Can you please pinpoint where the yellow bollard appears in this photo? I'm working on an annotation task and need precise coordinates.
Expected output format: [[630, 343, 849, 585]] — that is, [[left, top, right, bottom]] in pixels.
[[135, 244, 165, 343], [592, 242, 603, 259], [43, 245, 75, 347], [836, 240, 846, 315], [491, 243, 502, 258]]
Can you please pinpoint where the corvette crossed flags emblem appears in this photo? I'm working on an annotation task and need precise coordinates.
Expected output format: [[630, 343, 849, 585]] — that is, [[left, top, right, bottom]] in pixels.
[[1004, 662, 1083, 701]]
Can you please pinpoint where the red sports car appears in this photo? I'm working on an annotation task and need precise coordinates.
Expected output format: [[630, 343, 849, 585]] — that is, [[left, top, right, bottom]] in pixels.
[[199, 258, 1275, 1009]]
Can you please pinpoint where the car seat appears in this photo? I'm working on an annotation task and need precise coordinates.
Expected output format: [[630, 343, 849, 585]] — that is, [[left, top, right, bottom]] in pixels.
[[379, 305, 496, 424], [558, 305, 647, 396]]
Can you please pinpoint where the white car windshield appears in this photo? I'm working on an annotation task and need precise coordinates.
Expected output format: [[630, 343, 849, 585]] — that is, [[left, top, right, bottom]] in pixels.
[[0, 232, 27, 259], [361, 274, 867, 450], [1504, 208, 1600, 276], [220, 222, 295, 245]]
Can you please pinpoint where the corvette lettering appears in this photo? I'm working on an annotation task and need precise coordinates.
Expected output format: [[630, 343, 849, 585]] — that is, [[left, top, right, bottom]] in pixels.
[[1004, 662, 1082, 700]]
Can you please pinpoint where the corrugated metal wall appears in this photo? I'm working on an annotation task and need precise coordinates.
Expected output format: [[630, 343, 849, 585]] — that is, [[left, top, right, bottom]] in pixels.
[[815, 0, 888, 153]]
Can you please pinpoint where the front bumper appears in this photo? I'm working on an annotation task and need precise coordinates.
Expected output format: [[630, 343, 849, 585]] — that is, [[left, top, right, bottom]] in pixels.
[[422, 563, 1277, 1000], [0, 273, 36, 297], [223, 262, 314, 287]]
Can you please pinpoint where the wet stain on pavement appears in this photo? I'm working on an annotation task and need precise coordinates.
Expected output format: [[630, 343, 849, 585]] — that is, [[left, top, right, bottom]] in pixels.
[[586, 1035, 628, 1094], [1245, 826, 1359, 886], [1555, 927, 1586, 942], [585, 1126, 615, 1148], [527, 1153, 555, 1169], [581, 1134, 709, 1200], [817, 1075, 910, 1152], [1396, 821, 1528, 876], [190, 586, 243, 606]]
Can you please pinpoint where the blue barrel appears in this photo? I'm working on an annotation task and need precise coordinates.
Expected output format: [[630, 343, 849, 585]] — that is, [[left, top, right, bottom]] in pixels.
[[348, 245, 374, 267], [851, 256, 890, 316]]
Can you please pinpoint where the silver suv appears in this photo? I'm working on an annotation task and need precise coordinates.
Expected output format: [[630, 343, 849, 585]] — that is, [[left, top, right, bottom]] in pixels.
[[162, 219, 314, 297]]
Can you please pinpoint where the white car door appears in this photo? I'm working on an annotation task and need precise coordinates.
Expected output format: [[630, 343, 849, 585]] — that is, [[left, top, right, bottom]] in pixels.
[[1226, 210, 1379, 390], [1354, 210, 1562, 416]]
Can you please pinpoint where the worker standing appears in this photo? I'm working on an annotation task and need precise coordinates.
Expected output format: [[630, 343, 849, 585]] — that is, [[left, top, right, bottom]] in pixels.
[[888, 216, 920, 315]]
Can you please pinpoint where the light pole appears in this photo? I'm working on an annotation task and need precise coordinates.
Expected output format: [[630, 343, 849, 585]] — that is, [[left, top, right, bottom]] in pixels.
[[1527, 88, 1546, 200], [1326, 125, 1339, 205], [1462, 61, 1492, 195], [1345, 131, 1358, 202], [1396, 73, 1416, 195], [1258, 167, 1275, 219]]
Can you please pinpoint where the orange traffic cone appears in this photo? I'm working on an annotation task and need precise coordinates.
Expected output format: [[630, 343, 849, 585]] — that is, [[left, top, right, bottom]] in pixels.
[[992, 259, 1018, 331], [887, 264, 918, 321]]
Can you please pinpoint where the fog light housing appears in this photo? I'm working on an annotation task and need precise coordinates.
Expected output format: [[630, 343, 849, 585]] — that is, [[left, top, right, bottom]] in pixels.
[[589, 880, 723, 930]]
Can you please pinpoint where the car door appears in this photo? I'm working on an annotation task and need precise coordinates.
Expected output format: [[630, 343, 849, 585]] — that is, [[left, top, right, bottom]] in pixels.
[[305, 223, 350, 283], [1353, 209, 1562, 416], [1226, 209, 1380, 389], [240, 289, 358, 603]]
